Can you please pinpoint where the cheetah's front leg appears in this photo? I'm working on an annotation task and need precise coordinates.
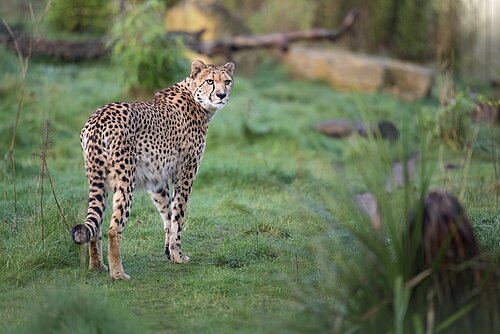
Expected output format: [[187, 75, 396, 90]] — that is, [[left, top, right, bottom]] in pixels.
[[168, 177, 194, 264], [148, 188, 174, 260]]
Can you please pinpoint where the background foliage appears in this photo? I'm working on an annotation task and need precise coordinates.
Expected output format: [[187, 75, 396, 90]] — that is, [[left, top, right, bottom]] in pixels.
[[48, 0, 115, 34], [110, 0, 189, 92], [224, 0, 466, 63]]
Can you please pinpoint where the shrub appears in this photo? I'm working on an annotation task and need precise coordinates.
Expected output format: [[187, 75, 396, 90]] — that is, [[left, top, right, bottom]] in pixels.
[[418, 89, 475, 151], [436, 92, 475, 150], [110, 0, 189, 92], [291, 131, 500, 333], [48, 0, 114, 34]]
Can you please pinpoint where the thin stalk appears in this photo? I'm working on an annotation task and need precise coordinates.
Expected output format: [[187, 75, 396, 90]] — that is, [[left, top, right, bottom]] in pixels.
[[40, 158, 45, 244], [46, 169, 70, 231], [489, 122, 499, 210], [2, 20, 29, 227], [459, 125, 480, 201], [37, 121, 52, 245], [2, 1, 52, 227]]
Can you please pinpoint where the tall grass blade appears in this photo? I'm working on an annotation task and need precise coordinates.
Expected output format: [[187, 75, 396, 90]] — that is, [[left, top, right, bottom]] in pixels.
[[435, 302, 476, 333]]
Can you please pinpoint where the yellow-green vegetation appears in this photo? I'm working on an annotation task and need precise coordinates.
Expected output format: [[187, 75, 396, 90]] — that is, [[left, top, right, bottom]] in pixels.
[[110, 0, 190, 92], [0, 48, 499, 333], [48, 0, 115, 34]]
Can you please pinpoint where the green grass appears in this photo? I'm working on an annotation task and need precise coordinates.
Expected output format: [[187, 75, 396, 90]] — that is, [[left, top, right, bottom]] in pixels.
[[0, 51, 499, 333]]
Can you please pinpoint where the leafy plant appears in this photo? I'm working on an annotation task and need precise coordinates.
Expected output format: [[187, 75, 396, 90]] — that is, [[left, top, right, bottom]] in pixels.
[[437, 92, 475, 150], [291, 129, 500, 333], [418, 89, 475, 152], [48, 0, 114, 34], [110, 0, 189, 93]]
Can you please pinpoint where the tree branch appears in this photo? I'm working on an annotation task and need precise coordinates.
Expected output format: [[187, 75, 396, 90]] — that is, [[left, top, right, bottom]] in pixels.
[[0, 10, 359, 62]]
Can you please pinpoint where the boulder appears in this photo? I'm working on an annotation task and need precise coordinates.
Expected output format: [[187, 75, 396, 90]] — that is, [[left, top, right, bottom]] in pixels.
[[384, 61, 434, 101], [284, 46, 433, 100], [285, 47, 386, 93]]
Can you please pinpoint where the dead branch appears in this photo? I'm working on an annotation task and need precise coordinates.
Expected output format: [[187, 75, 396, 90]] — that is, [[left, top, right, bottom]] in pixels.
[[0, 10, 359, 62], [0, 23, 109, 61], [188, 9, 359, 57]]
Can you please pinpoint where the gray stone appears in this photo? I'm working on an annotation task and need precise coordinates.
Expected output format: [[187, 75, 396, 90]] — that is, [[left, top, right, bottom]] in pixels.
[[355, 192, 381, 230]]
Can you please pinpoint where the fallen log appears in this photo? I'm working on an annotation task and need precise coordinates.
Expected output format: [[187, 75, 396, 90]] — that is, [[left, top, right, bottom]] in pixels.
[[0, 23, 110, 61], [191, 9, 359, 57], [0, 10, 358, 62]]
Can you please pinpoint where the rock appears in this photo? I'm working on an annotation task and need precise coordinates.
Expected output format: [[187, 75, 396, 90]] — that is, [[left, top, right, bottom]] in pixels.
[[384, 61, 434, 101], [355, 192, 381, 230], [285, 47, 386, 93], [385, 153, 419, 192], [313, 119, 365, 138], [284, 46, 433, 100], [375, 121, 399, 141], [314, 119, 398, 140], [444, 161, 462, 170], [325, 52, 386, 93]]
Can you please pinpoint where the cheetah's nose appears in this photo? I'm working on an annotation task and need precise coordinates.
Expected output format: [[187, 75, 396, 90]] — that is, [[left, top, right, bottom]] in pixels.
[[216, 92, 226, 99]]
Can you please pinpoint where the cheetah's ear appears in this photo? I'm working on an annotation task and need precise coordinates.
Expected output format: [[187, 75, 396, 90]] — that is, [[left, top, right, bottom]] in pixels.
[[223, 62, 235, 76], [190, 60, 206, 78]]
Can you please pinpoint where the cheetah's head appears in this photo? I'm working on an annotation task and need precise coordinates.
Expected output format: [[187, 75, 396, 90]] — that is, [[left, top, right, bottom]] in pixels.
[[188, 60, 235, 113]]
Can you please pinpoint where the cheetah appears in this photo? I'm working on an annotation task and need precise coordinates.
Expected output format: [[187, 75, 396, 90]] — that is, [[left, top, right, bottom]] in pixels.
[[71, 60, 235, 280]]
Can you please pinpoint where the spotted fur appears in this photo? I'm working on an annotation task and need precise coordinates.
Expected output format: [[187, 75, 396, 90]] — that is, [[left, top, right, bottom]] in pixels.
[[71, 60, 235, 280]]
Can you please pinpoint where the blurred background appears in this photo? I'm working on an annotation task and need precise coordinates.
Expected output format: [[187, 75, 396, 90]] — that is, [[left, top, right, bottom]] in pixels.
[[2, 0, 499, 83]]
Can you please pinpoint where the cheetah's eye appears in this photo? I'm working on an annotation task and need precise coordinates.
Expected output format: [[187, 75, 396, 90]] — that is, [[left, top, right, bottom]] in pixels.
[[206, 79, 214, 85], [224, 80, 232, 85]]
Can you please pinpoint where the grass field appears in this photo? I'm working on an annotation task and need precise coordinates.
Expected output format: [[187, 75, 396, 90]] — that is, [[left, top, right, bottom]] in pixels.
[[0, 48, 499, 333]]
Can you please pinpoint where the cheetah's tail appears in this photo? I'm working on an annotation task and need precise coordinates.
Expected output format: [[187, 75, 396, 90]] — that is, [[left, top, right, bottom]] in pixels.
[[71, 180, 107, 245], [71, 224, 91, 244]]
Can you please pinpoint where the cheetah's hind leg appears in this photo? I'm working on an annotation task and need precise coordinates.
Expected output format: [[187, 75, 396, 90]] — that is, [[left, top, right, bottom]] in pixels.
[[107, 185, 134, 280], [89, 231, 108, 272], [72, 177, 109, 273]]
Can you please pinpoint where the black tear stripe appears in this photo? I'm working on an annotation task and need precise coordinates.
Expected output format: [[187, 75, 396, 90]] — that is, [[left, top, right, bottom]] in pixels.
[[209, 83, 216, 101]]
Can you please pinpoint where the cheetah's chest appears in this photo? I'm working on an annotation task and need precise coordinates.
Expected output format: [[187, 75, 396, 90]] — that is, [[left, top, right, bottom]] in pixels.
[[133, 123, 206, 191], [135, 150, 177, 190]]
